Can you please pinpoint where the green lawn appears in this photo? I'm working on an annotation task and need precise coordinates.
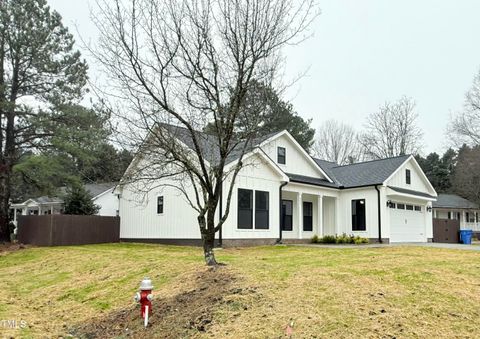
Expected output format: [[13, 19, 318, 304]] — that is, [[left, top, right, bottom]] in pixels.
[[0, 243, 479, 338]]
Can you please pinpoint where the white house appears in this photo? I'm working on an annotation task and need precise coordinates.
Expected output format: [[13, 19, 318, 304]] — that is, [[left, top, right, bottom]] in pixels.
[[118, 126, 437, 246], [433, 194, 480, 232], [11, 182, 119, 226]]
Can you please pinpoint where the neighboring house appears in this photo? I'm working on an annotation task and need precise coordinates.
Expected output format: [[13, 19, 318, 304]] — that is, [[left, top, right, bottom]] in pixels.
[[11, 182, 119, 225], [117, 126, 437, 245], [432, 194, 480, 232]]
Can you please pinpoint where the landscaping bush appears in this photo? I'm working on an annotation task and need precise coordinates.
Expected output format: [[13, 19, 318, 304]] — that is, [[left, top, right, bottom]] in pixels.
[[320, 235, 337, 243], [311, 234, 369, 244]]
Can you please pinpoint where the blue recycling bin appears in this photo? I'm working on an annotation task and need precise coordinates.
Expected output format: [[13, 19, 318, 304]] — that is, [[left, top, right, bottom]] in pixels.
[[459, 229, 473, 244]]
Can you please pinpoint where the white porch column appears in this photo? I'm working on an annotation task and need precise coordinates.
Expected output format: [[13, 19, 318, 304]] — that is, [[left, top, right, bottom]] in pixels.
[[297, 192, 303, 239], [335, 197, 340, 235], [38, 206, 42, 215], [462, 210, 466, 228], [317, 195, 323, 236], [50, 205, 54, 215], [13, 208, 17, 222]]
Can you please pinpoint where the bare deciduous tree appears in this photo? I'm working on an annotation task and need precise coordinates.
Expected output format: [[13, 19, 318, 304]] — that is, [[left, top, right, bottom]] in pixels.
[[448, 70, 480, 146], [359, 96, 423, 159], [312, 119, 361, 165], [91, 0, 318, 265]]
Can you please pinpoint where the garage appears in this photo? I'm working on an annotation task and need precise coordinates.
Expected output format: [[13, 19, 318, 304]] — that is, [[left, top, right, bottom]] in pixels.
[[389, 202, 426, 242]]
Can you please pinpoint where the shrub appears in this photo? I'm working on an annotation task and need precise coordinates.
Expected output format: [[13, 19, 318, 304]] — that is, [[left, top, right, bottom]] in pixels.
[[312, 233, 369, 245], [354, 236, 369, 244], [320, 235, 336, 244]]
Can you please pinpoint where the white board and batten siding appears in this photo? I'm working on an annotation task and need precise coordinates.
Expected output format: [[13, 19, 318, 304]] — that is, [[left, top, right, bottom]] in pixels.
[[337, 186, 382, 240], [384, 157, 435, 242], [261, 133, 328, 179], [119, 153, 284, 240]]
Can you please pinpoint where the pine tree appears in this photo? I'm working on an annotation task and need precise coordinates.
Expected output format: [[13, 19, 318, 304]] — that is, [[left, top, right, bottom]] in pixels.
[[0, 0, 88, 240], [63, 184, 99, 215]]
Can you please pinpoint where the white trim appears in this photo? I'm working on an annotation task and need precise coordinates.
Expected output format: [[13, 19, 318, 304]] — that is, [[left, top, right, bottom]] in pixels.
[[383, 155, 437, 196], [386, 189, 436, 202], [258, 130, 334, 183]]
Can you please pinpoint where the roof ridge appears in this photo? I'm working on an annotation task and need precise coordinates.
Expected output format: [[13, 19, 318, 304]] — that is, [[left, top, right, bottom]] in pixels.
[[331, 154, 411, 169]]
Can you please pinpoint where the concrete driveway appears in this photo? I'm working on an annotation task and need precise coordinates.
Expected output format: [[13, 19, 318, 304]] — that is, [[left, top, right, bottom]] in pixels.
[[295, 242, 480, 251]]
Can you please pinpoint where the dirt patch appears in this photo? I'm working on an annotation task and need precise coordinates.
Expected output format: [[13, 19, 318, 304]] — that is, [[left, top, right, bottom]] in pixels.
[[0, 242, 29, 255], [69, 266, 246, 338]]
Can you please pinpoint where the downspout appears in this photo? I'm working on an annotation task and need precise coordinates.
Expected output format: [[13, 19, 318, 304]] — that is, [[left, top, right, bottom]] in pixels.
[[375, 185, 382, 243], [277, 181, 288, 243], [218, 181, 223, 248]]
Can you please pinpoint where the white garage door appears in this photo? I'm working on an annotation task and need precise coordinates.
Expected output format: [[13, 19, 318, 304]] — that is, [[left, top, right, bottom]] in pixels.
[[390, 203, 426, 243]]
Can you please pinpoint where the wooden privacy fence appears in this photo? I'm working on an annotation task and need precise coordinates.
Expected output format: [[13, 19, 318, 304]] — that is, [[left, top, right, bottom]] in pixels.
[[17, 215, 120, 246], [432, 218, 460, 243]]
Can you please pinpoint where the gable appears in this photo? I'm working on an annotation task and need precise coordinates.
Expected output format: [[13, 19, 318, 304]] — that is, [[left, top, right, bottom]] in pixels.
[[260, 133, 328, 179], [385, 157, 436, 195]]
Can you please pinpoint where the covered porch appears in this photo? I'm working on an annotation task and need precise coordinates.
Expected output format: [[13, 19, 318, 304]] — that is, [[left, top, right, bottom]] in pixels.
[[11, 197, 64, 227], [281, 183, 339, 240]]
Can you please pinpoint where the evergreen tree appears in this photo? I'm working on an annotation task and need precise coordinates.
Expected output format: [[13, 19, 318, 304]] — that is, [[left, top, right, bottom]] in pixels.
[[63, 184, 99, 215], [0, 0, 88, 240], [205, 80, 316, 151]]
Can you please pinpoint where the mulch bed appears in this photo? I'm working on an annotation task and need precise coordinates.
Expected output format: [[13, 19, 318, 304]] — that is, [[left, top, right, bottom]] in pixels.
[[69, 266, 252, 338]]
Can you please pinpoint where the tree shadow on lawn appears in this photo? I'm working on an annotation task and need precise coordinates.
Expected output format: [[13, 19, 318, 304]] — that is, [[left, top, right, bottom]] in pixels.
[[69, 266, 256, 338]]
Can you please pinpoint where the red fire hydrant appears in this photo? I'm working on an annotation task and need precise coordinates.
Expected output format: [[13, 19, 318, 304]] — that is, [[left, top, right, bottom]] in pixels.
[[134, 277, 153, 327]]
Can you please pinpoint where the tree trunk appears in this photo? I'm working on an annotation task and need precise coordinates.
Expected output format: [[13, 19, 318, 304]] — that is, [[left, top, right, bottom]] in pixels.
[[0, 166, 11, 242], [199, 212, 218, 266], [202, 231, 217, 266]]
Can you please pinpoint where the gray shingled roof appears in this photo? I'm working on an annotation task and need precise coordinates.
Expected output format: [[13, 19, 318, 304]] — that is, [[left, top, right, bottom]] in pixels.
[[286, 173, 339, 188], [84, 182, 117, 198], [433, 194, 478, 209], [313, 155, 411, 188], [160, 123, 278, 165]]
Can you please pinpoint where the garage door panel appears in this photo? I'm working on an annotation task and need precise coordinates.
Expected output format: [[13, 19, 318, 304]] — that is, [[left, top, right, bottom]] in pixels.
[[390, 204, 426, 243]]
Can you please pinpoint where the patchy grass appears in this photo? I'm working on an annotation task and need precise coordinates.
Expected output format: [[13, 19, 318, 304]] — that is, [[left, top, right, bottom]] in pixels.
[[0, 244, 479, 338]]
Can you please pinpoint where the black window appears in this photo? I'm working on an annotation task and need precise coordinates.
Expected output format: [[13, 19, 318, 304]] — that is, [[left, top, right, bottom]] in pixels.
[[476, 212, 479, 223], [277, 147, 286, 164], [388, 202, 396, 209], [397, 203, 405, 209], [457, 212, 461, 220], [406, 204, 414, 211], [281, 200, 293, 231], [303, 202, 313, 232], [448, 211, 451, 219], [414, 206, 421, 212], [351, 199, 366, 231], [238, 189, 253, 229], [157, 196, 164, 214], [255, 191, 269, 229], [406, 169, 411, 184]]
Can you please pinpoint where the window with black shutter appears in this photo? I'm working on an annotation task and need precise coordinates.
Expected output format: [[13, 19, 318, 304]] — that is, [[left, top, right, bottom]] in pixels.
[[255, 191, 269, 229], [281, 200, 293, 231], [303, 201, 313, 231], [238, 189, 253, 229], [352, 199, 366, 231]]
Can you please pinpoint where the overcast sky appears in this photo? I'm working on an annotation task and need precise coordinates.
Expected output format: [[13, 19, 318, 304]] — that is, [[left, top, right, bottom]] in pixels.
[[48, 0, 480, 155]]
